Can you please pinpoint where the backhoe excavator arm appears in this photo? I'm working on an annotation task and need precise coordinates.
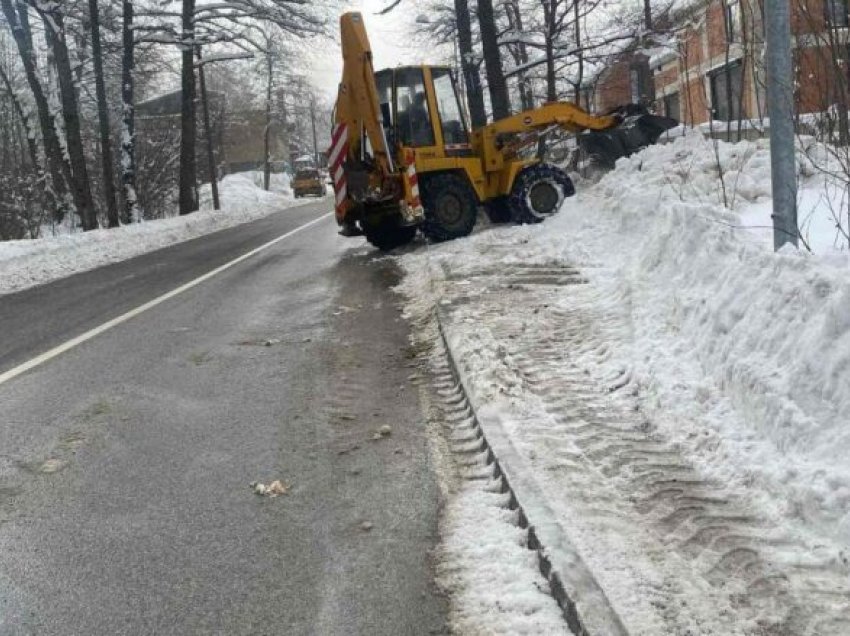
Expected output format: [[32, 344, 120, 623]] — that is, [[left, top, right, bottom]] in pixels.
[[486, 102, 620, 135], [475, 102, 621, 174], [332, 13, 395, 221]]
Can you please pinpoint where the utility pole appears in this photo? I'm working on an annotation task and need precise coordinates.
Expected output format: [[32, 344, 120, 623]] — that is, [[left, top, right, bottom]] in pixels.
[[765, 0, 798, 250], [310, 96, 319, 168]]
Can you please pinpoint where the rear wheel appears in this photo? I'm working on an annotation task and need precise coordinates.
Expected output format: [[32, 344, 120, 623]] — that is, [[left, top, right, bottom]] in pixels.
[[420, 173, 478, 242], [361, 214, 417, 252], [509, 163, 575, 224]]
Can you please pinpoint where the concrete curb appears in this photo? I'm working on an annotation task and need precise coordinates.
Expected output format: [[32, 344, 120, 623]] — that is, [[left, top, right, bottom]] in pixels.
[[436, 311, 629, 636]]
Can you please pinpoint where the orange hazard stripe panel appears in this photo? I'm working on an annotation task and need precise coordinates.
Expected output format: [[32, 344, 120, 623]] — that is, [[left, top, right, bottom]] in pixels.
[[328, 123, 349, 218], [404, 150, 424, 215]]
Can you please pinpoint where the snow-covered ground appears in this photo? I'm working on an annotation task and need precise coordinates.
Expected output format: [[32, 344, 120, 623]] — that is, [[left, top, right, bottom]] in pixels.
[[0, 172, 312, 296], [400, 132, 850, 634]]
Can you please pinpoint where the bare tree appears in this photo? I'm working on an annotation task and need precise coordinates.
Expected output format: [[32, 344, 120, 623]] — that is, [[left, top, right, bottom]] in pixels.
[[0, 0, 71, 220], [457, 0, 487, 126], [178, 0, 198, 215], [644, 0, 653, 31], [36, 3, 98, 230], [503, 0, 534, 110], [122, 0, 138, 222], [89, 0, 119, 228], [478, 0, 511, 119]]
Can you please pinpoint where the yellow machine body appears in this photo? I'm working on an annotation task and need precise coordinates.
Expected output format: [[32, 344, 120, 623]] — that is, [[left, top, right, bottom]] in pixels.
[[331, 11, 663, 249]]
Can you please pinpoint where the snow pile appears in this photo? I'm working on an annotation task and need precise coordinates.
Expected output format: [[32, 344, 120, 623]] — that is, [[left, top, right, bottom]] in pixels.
[[589, 133, 850, 541], [0, 171, 303, 295], [397, 131, 850, 630], [655, 128, 850, 255]]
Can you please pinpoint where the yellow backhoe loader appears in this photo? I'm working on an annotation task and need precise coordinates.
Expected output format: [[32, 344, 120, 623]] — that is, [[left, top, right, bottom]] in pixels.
[[329, 12, 676, 250]]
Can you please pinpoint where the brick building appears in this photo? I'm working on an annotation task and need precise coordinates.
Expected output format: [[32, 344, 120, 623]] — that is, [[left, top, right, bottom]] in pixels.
[[591, 0, 850, 128]]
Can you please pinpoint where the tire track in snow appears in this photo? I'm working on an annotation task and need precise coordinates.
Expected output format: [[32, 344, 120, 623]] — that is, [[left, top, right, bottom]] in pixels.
[[437, 263, 850, 636], [424, 338, 574, 635]]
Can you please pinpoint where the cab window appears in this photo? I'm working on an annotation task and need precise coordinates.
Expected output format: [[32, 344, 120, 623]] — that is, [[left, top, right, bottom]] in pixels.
[[375, 69, 394, 144], [431, 68, 468, 145], [395, 68, 435, 147]]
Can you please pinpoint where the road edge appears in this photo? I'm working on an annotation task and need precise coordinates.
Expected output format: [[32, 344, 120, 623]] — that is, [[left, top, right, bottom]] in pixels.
[[436, 309, 629, 636], [0, 212, 333, 388]]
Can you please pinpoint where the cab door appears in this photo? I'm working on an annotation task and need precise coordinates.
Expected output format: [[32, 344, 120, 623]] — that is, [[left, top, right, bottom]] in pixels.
[[428, 68, 471, 157], [393, 67, 438, 151]]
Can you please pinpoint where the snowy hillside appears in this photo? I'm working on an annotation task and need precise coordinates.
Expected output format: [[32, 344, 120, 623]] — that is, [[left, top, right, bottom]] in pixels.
[[399, 133, 850, 633]]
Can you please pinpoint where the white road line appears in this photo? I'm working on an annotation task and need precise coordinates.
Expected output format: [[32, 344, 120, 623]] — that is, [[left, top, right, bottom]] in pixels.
[[0, 212, 334, 388]]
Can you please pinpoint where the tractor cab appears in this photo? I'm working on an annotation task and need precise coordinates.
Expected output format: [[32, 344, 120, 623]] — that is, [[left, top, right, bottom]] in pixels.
[[374, 66, 471, 163]]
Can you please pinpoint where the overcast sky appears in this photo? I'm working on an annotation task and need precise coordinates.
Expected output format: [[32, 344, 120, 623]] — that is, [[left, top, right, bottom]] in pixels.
[[309, 0, 436, 101]]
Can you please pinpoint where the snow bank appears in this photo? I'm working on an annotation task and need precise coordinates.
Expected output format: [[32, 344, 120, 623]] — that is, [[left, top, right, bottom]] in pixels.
[[0, 171, 304, 295], [590, 133, 850, 542], [398, 131, 850, 628]]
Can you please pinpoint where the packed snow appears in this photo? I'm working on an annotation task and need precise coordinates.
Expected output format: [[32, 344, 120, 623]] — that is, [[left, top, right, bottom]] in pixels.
[[0, 172, 311, 296], [399, 131, 850, 634], [435, 485, 570, 635]]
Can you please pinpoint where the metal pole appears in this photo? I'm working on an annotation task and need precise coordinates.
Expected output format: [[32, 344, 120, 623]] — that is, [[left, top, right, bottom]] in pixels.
[[765, 0, 798, 250]]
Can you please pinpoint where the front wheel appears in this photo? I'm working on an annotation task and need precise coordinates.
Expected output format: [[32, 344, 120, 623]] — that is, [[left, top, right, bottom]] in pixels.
[[420, 173, 478, 242], [509, 163, 575, 224]]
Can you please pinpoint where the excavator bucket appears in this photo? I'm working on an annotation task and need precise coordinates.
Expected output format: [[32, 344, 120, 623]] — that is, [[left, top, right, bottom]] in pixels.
[[577, 105, 678, 169]]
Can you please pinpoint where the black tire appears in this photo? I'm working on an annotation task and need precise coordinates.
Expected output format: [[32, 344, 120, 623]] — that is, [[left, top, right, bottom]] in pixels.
[[485, 196, 513, 224], [509, 163, 575, 224], [361, 215, 417, 252], [420, 173, 478, 242]]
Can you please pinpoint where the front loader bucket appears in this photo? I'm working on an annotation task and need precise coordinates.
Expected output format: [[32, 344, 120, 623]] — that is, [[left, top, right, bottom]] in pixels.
[[578, 109, 678, 170]]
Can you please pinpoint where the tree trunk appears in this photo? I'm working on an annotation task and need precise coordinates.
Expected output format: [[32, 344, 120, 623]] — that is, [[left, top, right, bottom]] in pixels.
[[455, 0, 487, 128], [644, 0, 653, 31], [121, 0, 138, 222], [0, 62, 40, 178], [89, 0, 120, 228], [263, 55, 273, 192], [574, 0, 584, 105], [1, 0, 70, 219], [179, 0, 198, 215], [40, 7, 98, 231], [196, 50, 219, 210], [543, 1, 557, 103], [506, 1, 533, 110], [823, 14, 850, 144], [477, 0, 511, 120]]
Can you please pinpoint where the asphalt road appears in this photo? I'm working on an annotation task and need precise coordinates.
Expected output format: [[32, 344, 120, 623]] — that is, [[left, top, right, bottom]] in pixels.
[[0, 197, 447, 635]]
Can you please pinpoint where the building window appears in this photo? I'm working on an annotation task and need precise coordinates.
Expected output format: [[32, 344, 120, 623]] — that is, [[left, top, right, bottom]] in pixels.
[[710, 61, 744, 121], [826, 0, 850, 27], [725, 0, 742, 42], [629, 60, 653, 104], [630, 68, 640, 103], [663, 92, 681, 121]]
